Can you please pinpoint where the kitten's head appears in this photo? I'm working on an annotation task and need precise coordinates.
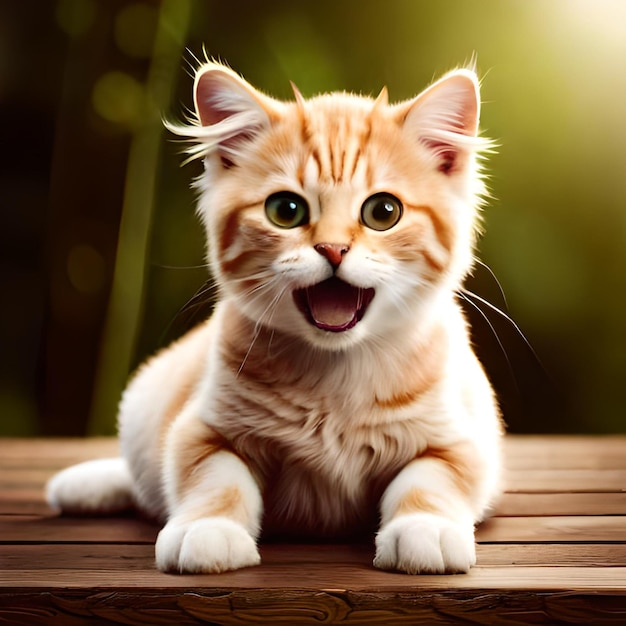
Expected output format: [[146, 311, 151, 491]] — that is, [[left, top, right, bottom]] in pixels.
[[169, 61, 491, 351]]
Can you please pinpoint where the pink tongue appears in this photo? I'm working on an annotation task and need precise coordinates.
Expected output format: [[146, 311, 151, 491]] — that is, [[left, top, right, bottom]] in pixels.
[[307, 278, 359, 329]]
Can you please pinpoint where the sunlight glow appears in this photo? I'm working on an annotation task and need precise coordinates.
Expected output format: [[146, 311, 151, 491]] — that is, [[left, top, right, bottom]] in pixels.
[[560, 0, 626, 47]]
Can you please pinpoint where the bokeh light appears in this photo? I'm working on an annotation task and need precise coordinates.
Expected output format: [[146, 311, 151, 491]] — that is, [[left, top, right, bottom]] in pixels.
[[66, 244, 106, 296], [115, 3, 158, 59], [55, 0, 96, 38], [92, 71, 145, 126]]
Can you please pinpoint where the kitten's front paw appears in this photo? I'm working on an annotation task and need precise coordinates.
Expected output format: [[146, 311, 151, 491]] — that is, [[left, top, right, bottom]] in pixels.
[[374, 513, 476, 574], [155, 517, 260, 574]]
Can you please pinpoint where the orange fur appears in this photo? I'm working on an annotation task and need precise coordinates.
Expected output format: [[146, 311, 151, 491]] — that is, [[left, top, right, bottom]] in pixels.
[[153, 323, 212, 441], [421, 442, 484, 500], [169, 419, 230, 495], [395, 488, 440, 517], [374, 324, 447, 409]]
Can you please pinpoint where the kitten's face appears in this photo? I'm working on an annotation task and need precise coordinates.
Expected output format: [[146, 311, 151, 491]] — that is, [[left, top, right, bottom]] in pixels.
[[184, 65, 487, 350]]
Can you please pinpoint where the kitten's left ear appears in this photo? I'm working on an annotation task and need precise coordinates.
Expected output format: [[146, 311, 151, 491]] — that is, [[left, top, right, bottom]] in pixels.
[[396, 70, 483, 174], [167, 61, 281, 167], [193, 63, 282, 167]]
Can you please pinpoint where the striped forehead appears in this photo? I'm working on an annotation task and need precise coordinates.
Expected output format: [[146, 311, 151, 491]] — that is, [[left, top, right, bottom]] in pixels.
[[298, 102, 374, 187]]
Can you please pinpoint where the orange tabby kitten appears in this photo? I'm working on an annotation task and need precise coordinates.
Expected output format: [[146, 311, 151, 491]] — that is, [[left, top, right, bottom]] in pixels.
[[47, 61, 502, 575]]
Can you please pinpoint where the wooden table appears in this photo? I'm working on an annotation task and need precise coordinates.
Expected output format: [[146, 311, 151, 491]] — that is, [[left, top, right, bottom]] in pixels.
[[1, 436, 625, 624]]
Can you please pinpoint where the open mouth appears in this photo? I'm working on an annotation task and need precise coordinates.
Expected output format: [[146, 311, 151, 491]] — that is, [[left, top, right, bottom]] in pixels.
[[293, 277, 375, 333]]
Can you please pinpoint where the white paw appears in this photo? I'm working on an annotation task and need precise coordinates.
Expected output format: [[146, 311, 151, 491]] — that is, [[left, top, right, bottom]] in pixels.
[[155, 517, 261, 574], [46, 458, 133, 514], [374, 513, 476, 574]]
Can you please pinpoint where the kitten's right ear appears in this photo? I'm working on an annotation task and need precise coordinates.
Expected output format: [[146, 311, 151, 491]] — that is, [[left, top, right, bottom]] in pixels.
[[168, 62, 280, 167], [395, 69, 489, 175]]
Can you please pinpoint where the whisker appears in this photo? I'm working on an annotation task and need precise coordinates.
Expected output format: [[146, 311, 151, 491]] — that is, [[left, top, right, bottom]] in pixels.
[[156, 278, 217, 345], [267, 327, 277, 357], [181, 280, 218, 308], [460, 289, 543, 364], [239, 279, 281, 309], [457, 290, 521, 400], [229, 270, 275, 284], [473, 259, 509, 312], [152, 262, 211, 271], [236, 283, 287, 377], [236, 326, 262, 378]]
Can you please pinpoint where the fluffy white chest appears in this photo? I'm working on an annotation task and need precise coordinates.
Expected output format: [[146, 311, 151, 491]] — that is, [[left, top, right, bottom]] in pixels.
[[201, 355, 439, 534]]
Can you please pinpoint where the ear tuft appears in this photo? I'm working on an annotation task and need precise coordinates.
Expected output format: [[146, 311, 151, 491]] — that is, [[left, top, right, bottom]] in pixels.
[[398, 69, 489, 174], [373, 86, 389, 110], [290, 81, 306, 108]]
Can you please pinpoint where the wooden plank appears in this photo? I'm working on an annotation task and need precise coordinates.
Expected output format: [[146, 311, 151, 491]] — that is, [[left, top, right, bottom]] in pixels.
[[1, 566, 626, 590], [476, 516, 626, 543], [0, 438, 119, 465], [3, 514, 625, 544], [478, 543, 626, 567], [504, 469, 626, 493], [0, 515, 158, 544], [504, 435, 626, 470], [0, 489, 56, 515], [0, 469, 64, 489], [255, 543, 626, 569], [0, 544, 156, 571], [2, 543, 626, 572], [494, 492, 626, 516], [0, 437, 119, 456]]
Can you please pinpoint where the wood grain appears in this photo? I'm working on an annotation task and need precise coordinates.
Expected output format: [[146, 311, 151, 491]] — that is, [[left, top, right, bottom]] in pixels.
[[494, 492, 626, 516], [2, 542, 626, 571], [1, 436, 626, 625], [0, 589, 625, 626], [3, 513, 625, 544], [504, 469, 626, 493]]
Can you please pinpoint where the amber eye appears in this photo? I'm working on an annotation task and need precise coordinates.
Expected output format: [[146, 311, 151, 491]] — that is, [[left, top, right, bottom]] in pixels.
[[360, 193, 403, 231], [265, 192, 309, 229]]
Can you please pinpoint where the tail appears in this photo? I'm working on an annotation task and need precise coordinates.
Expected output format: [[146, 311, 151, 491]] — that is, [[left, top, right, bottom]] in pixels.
[[46, 458, 134, 515]]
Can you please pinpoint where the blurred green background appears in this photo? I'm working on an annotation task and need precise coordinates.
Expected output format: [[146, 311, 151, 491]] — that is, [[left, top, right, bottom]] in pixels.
[[1, 0, 625, 436]]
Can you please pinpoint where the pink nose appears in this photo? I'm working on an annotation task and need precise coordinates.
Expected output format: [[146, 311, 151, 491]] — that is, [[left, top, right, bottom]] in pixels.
[[314, 243, 350, 270]]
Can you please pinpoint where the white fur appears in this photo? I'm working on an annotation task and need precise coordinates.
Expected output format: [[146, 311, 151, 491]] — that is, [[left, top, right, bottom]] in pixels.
[[156, 517, 260, 574], [162, 445, 264, 539], [375, 455, 476, 573], [374, 513, 476, 574], [46, 458, 133, 514]]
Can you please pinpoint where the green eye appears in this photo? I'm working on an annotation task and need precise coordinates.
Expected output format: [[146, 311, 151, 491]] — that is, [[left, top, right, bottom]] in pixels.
[[361, 193, 403, 231], [265, 192, 309, 229]]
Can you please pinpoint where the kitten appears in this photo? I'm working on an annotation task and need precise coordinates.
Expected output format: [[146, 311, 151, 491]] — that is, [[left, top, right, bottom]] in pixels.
[[47, 61, 502, 575]]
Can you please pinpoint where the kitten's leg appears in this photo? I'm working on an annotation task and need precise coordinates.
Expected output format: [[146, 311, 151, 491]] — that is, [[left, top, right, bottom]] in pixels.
[[374, 442, 486, 574], [155, 409, 263, 574], [46, 458, 134, 515]]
